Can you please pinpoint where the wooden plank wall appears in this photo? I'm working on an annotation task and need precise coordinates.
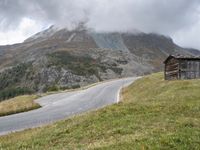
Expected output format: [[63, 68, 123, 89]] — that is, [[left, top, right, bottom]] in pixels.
[[179, 60, 200, 79], [165, 57, 179, 80]]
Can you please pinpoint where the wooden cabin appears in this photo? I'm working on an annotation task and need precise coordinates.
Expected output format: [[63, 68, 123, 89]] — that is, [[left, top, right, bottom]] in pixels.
[[164, 55, 200, 80]]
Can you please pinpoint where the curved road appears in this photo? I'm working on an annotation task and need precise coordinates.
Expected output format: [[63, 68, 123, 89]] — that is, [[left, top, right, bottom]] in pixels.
[[0, 77, 138, 135]]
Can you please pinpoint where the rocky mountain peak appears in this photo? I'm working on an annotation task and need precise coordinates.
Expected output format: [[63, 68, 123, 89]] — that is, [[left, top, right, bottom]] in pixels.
[[0, 24, 198, 97]]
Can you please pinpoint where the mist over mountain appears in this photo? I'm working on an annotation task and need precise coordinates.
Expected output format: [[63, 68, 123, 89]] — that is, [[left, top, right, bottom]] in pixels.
[[1, 0, 200, 49], [0, 23, 197, 100]]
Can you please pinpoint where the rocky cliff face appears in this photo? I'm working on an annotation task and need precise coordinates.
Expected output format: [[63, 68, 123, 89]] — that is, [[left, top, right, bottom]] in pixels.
[[0, 25, 196, 97]]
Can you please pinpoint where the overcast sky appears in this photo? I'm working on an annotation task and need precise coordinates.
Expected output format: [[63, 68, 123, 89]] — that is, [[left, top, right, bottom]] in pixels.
[[0, 0, 200, 49]]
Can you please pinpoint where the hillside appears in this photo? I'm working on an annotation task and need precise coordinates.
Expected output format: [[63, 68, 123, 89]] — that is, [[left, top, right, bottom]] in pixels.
[[0, 24, 196, 100], [0, 73, 200, 149], [186, 48, 200, 55]]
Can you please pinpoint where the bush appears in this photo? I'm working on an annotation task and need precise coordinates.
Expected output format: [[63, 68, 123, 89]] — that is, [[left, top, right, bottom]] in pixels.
[[0, 63, 32, 90], [60, 86, 71, 90], [47, 52, 103, 76], [0, 87, 33, 102], [71, 84, 81, 89], [47, 86, 59, 92]]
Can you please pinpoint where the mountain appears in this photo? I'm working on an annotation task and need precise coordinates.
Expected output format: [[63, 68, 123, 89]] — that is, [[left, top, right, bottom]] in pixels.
[[0, 24, 196, 100], [185, 48, 200, 56]]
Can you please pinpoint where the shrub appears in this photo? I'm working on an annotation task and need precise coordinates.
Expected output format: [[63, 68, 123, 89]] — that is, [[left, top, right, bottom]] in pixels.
[[47, 86, 59, 92], [0, 87, 33, 102], [71, 84, 81, 89]]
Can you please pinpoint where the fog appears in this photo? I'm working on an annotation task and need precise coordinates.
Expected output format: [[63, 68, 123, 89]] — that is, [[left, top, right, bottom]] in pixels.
[[0, 0, 200, 49]]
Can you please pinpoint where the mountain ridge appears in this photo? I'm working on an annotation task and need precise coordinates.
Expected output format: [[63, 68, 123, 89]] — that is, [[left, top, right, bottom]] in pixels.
[[0, 25, 198, 100]]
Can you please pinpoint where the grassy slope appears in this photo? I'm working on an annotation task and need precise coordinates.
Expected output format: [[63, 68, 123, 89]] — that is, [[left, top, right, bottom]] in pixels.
[[0, 73, 200, 149], [0, 95, 40, 117]]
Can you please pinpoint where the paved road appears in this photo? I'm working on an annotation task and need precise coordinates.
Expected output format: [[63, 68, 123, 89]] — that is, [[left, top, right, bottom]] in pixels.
[[0, 77, 138, 135]]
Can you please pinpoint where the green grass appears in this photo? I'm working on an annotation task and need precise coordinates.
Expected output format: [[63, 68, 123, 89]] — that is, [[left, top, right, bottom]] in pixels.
[[0, 95, 41, 117], [0, 73, 200, 149]]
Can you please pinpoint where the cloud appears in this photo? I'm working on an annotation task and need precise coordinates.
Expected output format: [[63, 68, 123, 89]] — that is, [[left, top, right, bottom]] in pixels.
[[0, 0, 200, 49], [87, 0, 200, 34], [172, 19, 200, 49], [0, 0, 91, 31], [0, 18, 43, 45]]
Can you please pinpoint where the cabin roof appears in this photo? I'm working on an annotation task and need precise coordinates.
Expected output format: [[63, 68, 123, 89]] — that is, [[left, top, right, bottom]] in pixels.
[[164, 54, 200, 64]]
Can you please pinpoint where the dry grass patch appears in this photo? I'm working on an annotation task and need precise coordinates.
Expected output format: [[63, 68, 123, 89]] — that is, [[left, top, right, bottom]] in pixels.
[[0, 95, 41, 117]]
